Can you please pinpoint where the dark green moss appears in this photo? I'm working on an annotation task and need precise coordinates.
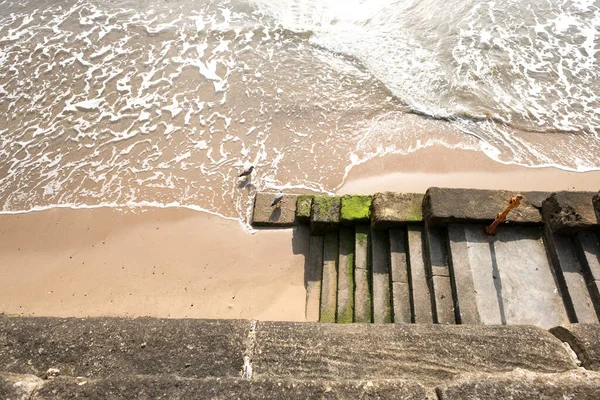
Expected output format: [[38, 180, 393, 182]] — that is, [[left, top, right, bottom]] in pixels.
[[310, 195, 341, 234], [340, 195, 372, 224], [295, 195, 313, 223]]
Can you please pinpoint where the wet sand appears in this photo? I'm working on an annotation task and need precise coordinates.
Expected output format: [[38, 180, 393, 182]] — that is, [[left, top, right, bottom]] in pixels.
[[1, 145, 599, 321]]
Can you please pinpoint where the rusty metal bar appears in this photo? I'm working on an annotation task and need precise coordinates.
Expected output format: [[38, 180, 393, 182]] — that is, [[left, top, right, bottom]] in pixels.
[[485, 194, 523, 235]]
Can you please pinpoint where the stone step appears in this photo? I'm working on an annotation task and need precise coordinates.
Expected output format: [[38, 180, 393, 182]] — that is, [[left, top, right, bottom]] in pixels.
[[449, 224, 569, 328], [336, 228, 355, 323], [353, 225, 372, 323], [305, 236, 324, 322], [407, 224, 434, 323], [319, 232, 338, 323], [423, 225, 455, 324], [542, 191, 599, 235], [0, 374, 433, 400], [389, 228, 411, 323], [371, 229, 392, 323], [437, 370, 600, 400], [544, 226, 599, 324]]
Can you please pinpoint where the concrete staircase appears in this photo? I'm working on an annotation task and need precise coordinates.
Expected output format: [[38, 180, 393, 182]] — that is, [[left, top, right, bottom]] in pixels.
[[253, 188, 600, 326]]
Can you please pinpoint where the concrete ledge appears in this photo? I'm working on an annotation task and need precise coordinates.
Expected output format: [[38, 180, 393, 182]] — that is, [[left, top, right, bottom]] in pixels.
[[437, 370, 600, 400], [423, 188, 542, 226], [543, 191, 599, 235], [4, 374, 432, 400], [253, 322, 576, 384], [310, 196, 341, 234], [550, 324, 600, 371], [371, 192, 424, 229], [252, 193, 297, 227], [0, 317, 249, 379]]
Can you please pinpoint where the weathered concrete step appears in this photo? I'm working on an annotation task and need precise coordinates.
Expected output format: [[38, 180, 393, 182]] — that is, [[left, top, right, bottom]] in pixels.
[[550, 324, 600, 371], [437, 370, 600, 400], [424, 187, 543, 226], [320, 232, 338, 323], [0, 374, 433, 400], [253, 322, 577, 384], [354, 225, 372, 323], [0, 318, 248, 379], [447, 224, 568, 327], [424, 225, 455, 324], [544, 227, 599, 324], [543, 191, 600, 235], [371, 229, 392, 323], [371, 192, 424, 228], [305, 236, 324, 322]]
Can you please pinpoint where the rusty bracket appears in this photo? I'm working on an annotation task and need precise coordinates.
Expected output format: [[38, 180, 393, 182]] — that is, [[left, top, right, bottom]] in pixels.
[[485, 194, 524, 235]]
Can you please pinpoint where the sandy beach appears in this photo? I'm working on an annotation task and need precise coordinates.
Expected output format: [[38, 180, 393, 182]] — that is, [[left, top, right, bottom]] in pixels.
[[1, 144, 598, 321]]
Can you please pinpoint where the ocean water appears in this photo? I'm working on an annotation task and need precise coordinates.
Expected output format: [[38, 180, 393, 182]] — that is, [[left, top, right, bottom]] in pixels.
[[1, 0, 599, 225]]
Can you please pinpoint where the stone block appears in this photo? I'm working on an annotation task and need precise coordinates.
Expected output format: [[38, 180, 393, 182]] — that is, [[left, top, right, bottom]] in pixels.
[[372, 229, 392, 323], [336, 228, 355, 323], [543, 191, 599, 235], [320, 232, 338, 323], [305, 236, 324, 322], [431, 276, 455, 324], [550, 324, 600, 371], [253, 323, 577, 384], [354, 225, 372, 323], [524, 191, 552, 209], [389, 228, 409, 283], [310, 196, 341, 234], [437, 370, 600, 400], [295, 195, 313, 224], [0, 317, 249, 379], [35, 376, 431, 400], [339, 195, 372, 224], [252, 193, 297, 227], [391, 282, 411, 324], [371, 192, 424, 229], [446, 224, 481, 324], [407, 224, 433, 324], [423, 188, 542, 226], [544, 228, 598, 324]]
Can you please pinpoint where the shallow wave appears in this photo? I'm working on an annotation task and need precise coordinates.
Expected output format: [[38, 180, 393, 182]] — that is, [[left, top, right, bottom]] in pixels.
[[0, 0, 599, 227]]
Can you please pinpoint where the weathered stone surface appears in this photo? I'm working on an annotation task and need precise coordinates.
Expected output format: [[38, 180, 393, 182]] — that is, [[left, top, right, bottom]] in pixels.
[[543, 191, 599, 235], [305, 236, 324, 322], [544, 228, 598, 324], [371, 192, 424, 229], [446, 224, 481, 324], [431, 276, 455, 325], [295, 195, 313, 224], [310, 196, 341, 234], [550, 324, 600, 371], [372, 229, 392, 323], [407, 224, 433, 324], [252, 193, 298, 227], [354, 225, 372, 323], [389, 229, 411, 323], [389, 228, 409, 284], [438, 370, 600, 400], [524, 191, 552, 209], [594, 192, 600, 221], [0, 373, 42, 400], [253, 323, 577, 384], [339, 195, 372, 225], [423, 188, 542, 226], [491, 227, 569, 327], [0, 318, 249, 379], [34, 376, 431, 400], [424, 226, 450, 277], [320, 232, 338, 323], [337, 228, 354, 324], [574, 231, 600, 284]]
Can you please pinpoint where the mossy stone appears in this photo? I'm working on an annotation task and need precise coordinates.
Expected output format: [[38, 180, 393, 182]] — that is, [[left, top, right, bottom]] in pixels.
[[340, 195, 372, 225], [310, 195, 341, 234], [296, 195, 313, 224]]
